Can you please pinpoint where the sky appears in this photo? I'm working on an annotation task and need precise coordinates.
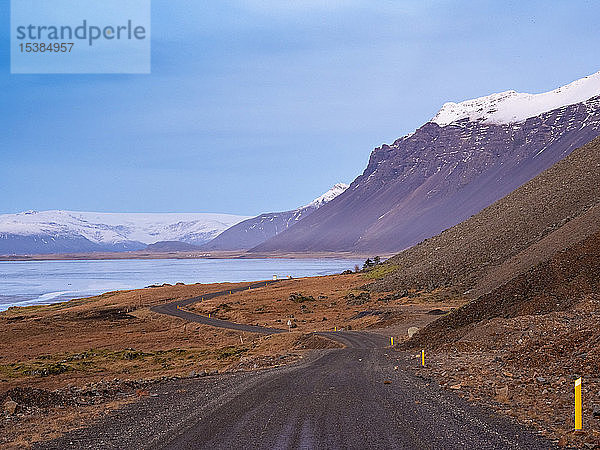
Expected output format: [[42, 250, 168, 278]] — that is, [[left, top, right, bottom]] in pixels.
[[1, 0, 600, 216]]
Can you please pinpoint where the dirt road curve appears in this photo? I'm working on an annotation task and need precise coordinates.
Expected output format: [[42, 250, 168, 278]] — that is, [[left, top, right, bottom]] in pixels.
[[151, 280, 288, 335], [38, 283, 555, 450]]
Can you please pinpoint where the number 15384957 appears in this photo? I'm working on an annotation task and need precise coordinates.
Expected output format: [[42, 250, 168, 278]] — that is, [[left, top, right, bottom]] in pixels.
[[19, 43, 74, 53]]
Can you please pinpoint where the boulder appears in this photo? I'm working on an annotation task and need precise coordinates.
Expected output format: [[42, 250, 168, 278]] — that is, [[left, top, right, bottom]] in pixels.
[[407, 327, 419, 338], [3, 400, 17, 415], [495, 386, 509, 403]]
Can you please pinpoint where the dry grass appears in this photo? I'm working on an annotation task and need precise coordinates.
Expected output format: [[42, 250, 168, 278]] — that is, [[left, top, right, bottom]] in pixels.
[[0, 274, 463, 447], [185, 274, 462, 334]]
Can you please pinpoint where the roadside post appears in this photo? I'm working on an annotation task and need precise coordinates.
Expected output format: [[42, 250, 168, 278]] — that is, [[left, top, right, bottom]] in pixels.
[[287, 319, 292, 332], [575, 377, 582, 431], [421, 349, 425, 367], [390, 337, 394, 346]]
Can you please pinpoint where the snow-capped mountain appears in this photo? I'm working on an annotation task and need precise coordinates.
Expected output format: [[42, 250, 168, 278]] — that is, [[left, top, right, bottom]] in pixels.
[[252, 71, 600, 254], [432, 71, 600, 126], [0, 210, 250, 255], [200, 184, 349, 251]]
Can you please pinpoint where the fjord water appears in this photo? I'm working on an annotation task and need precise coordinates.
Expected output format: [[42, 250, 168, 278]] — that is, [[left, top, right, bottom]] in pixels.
[[0, 258, 362, 311]]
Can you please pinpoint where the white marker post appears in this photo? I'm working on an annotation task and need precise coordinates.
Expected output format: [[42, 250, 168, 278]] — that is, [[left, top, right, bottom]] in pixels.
[[287, 319, 292, 332]]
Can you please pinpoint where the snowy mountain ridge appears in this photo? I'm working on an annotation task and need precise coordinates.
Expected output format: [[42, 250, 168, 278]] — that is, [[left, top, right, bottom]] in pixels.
[[432, 70, 600, 126], [0, 210, 251, 248]]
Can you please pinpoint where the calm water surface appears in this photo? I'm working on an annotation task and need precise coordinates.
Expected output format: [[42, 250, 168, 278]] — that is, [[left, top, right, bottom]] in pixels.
[[0, 258, 362, 311]]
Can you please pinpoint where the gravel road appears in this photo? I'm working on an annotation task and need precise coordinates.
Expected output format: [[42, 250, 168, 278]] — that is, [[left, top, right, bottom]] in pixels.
[[37, 284, 555, 450]]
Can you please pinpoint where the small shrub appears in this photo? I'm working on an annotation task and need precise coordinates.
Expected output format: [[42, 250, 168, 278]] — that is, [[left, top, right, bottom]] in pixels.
[[288, 293, 315, 303], [346, 292, 371, 306], [217, 346, 249, 360]]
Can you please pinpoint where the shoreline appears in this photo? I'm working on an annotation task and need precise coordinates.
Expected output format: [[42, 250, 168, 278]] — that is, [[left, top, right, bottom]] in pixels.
[[0, 258, 367, 312], [0, 250, 386, 262]]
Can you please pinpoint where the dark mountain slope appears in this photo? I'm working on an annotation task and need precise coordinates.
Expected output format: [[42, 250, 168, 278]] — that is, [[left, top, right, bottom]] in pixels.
[[199, 210, 307, 251], [472, 203, 600, 297], [403, 228, 600, 349], [372, 134, 600, 293], [201, 184, 348, 251]]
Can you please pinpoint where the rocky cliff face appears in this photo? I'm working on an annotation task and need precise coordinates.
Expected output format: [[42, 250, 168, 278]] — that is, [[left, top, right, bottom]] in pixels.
[[252, 72, 600, 254]]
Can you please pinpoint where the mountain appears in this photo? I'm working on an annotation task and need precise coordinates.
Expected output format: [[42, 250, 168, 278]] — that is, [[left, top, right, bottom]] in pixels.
[[372, 134, 600, 296], [251, 71, 600, 254], [200, 184, 349, 251], [0, 211, 250, 255]]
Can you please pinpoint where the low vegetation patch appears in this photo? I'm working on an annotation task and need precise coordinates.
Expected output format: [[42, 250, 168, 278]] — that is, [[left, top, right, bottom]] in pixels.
[[363, 264, 400, 280], [217, 346, 249, 360], [0, 346, 247, 380]]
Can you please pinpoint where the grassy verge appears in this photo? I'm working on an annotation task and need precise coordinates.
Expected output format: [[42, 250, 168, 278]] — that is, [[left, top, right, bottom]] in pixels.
[[0, 346, 250, 381]]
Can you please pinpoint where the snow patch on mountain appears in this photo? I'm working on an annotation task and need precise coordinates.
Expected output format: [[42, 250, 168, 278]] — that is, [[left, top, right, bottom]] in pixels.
[[304, 183, 349, 208], [432, 70, 600, 126]]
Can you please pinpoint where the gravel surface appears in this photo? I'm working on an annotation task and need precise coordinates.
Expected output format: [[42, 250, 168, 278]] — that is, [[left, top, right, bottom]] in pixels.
[[37, 340, 554, 449]]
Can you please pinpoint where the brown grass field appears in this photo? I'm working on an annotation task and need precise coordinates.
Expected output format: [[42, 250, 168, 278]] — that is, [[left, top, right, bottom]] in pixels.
[[0, 273, 457, 447]]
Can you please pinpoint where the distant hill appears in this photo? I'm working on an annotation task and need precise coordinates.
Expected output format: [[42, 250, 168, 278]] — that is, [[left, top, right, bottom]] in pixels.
[[252, 71, 600, 254], [200, 184, 348, 251]]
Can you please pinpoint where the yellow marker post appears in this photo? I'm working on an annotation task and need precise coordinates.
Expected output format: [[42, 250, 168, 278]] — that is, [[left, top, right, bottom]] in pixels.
[[334, 326, 337, 332], [575, 377, 582, 431], [421, 349, 425, 367], [390, 337, 394, 346]]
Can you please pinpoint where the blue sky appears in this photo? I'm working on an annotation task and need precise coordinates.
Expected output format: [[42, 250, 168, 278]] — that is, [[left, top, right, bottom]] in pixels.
[[2, 0, 599, 215]]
